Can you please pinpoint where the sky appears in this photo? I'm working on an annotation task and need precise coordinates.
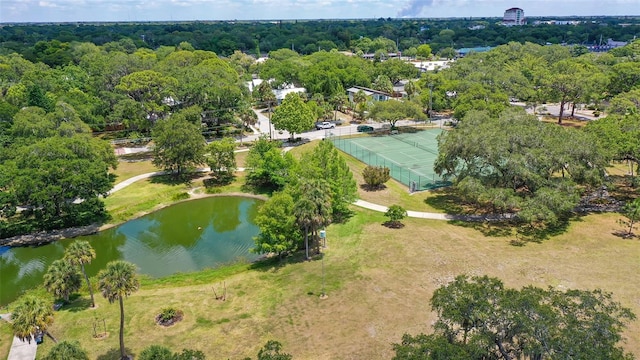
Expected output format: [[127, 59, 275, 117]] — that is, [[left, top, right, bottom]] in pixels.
[[1, 0, 638, 23]]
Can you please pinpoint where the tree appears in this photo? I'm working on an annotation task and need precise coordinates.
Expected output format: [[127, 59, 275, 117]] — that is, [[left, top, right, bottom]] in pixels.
[[98, 260, 140, 360], [619, 198, 640, 237], [352, 90, 369, 120], [205, 137, 236, 182], [435, 108, 606, 227], [255, 80, 276, 106], [372, 75, 393, 95], [544, 59, 593, 124], [394, 275, 636, 360], [384, 205, 407, 228], [293, 178, 332, 259], [404, 81, 420, 101], [608, 89, 640, 116], [152, 115, 206, 178], [416, 44, 433, 59], [138, 345, 173, 360], [175, 349, 205, 360], [256, 340, 292, 360], [43, 341, 89, 360], [362, 165, 391, 190], [43, 259, 82, 303], [375, 59, 418, 85], [369, 100, 426, 128], [11, 294, 57, 343], [11, 134, 117, 228], [237, 106, 258, 145], [115, 70, 178, 127], [64, 240, 97, 308], [246, 136, 296, 191], [253, 191, 302, 258], [297, 140, 357, 220], [270, 92, 315, 141]]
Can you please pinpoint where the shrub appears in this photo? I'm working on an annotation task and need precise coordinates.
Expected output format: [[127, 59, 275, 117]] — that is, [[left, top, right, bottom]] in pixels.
[[362, 165, 391, 189], [171, 192, 190, 201], [139, 345, 173, 360], [384, 205, 407, 228], [156, 307, 183, 326]]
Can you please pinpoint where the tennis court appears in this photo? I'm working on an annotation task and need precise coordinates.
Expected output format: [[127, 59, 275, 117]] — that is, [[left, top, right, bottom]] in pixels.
[[330, 129, 448, 191]]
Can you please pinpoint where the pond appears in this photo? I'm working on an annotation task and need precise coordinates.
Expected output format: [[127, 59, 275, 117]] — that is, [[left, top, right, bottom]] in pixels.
[[0, 196, 262, 306]]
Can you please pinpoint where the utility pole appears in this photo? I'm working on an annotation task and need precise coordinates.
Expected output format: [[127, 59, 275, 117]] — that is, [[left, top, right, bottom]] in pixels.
[[428, 83, 434, 120], [268, 101, 273, 140]]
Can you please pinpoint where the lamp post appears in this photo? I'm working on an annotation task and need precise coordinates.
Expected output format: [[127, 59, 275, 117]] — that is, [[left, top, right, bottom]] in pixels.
[[319, 229, 328, 299], [268, 101, 273, 140], [428, 82, 434, 122]]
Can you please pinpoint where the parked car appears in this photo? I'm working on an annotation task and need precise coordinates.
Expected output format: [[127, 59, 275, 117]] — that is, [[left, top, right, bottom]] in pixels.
[[316, 121, 336, 130], [357, 125, 374, 132]]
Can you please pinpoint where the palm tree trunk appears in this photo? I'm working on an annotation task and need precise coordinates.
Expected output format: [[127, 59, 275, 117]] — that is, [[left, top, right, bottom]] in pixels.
[[81, 264, 95, 308], [119, 297, 127, 360], [45, 331, 58, 343], [304, 225, 310, 260]]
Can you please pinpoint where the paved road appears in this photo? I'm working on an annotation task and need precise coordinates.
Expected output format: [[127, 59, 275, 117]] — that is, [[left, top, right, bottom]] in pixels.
[[514, 102, 602, 121]]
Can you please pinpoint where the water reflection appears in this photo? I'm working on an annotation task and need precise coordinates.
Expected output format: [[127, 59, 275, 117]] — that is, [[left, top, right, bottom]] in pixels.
[[0, 196, 262, 306]]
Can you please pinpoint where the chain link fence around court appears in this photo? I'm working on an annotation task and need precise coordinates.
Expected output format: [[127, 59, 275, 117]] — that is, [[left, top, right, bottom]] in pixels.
[[329, 129, 449, 191]]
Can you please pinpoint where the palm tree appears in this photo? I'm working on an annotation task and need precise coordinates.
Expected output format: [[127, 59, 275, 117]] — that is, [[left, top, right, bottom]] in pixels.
[[11, 294, 57, 343], [43, 259, 82, 303], [64, 240, 97, 307], [294, 178, 332, 258], [43, 340, 89, 360], [353, 90, 368, 120], [98, 261, 140, 360], [294, 198, 316, 260]]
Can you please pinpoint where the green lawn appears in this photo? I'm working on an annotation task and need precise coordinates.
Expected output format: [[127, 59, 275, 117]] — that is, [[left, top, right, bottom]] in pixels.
[[34, 210, 640, 359], [0, 321, 12, 360], [9, 139, 639, 359]]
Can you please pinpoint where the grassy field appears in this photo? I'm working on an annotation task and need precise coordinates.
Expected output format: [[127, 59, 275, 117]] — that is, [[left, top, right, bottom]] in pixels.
[[0, 322, 12, 360], [5, 140, 639, 359], [30, 210, 640, 359]]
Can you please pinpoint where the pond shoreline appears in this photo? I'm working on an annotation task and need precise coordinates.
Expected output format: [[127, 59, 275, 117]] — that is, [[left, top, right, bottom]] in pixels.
[[0, 192, 267, 248]]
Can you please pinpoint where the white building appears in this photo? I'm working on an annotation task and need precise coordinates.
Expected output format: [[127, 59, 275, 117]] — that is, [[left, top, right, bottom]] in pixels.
[[503, 7, 525, 26]]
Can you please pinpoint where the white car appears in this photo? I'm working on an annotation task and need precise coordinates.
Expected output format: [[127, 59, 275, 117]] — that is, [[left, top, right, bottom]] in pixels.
[[316, 121, 336, 130]]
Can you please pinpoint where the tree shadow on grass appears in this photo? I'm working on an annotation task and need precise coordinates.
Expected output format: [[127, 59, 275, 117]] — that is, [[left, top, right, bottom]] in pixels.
[[448, 215, 578, 246], [359, 184, 387, 192], [150, 173, 200, 186], [424, 188, 472, 215], [250, 250, 321, 273], [96, 347, 135, 360], [60, 296, 93, 313]]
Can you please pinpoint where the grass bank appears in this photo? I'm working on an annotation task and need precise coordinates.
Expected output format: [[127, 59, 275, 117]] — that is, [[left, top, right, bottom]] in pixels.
[[8, 140, 638, 359], [34, 210, 640, 359]]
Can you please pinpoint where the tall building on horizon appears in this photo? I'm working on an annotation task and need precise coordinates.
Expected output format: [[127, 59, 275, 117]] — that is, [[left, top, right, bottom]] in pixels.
[[503, 7, 525, 26]]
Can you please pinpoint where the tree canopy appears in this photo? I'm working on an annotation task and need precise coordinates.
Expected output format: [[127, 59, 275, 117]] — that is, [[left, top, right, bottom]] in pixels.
[[369, 100, 426, 128], [393, 275, 636, 360], [270, 92, 315, 141], [435, 108, 606, 225]]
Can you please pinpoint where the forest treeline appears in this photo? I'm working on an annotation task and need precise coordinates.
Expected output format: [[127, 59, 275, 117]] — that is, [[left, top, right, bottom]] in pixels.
[[1, 16, 639, 238], [1, 17, 639, 64]]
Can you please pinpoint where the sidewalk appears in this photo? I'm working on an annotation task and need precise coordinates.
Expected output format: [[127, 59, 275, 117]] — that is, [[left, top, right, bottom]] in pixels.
[[2, 314, 37, 360], [353, 200, 514, 222]]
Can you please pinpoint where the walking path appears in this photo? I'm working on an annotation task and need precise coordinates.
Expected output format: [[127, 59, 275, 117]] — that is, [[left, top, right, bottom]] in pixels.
[[108, 170, 478, 221], [1, 314, 38, 360]]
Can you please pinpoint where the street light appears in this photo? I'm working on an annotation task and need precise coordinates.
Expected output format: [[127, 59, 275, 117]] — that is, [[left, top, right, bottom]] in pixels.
[[268, 101, 273, 140], [428, 82, 434, 123], [319, 229, 328, 299]]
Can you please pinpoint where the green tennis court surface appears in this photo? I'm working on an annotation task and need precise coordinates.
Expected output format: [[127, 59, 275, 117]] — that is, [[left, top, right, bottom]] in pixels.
[[331, 129, 449, 191]]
